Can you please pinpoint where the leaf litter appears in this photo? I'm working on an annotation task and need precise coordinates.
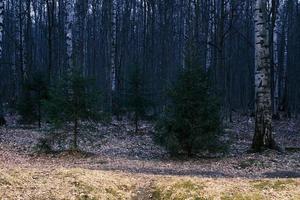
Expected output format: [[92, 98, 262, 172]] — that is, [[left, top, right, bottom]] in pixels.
[[0, 115, 299, 199]]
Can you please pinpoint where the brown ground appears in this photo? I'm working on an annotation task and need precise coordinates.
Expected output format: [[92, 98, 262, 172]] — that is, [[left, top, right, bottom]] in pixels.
[[0, 115, 300, 199], [0, 114, 299, 178]]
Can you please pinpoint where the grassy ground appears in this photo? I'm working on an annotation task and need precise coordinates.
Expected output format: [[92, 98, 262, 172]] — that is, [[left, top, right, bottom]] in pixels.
[[0, 167, 299, 200]]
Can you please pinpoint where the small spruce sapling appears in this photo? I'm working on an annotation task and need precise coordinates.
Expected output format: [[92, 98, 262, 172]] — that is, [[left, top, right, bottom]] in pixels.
[[127, 66, 150, 134], [17, 72, 48, 127], [155, 67, 223, 157], [43, 69, 104, 151]]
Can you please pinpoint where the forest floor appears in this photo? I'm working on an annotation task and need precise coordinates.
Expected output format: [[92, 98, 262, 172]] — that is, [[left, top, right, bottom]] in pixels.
[[0, 114, 300, 199]]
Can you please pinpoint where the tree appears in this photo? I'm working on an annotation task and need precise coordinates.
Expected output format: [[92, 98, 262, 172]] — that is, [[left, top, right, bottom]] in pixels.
[[46, 0, 55, 82], [155, 67, 223, 157], [126, 66, 150, 133], [252, 0, 277, 151], [43, 70, 104, 151], [65, 0, 74, 73], [0, 0, 5, 126], [1, 0, 300, 127], [16, 72, 48, 127], [271, 0, 280, 119]]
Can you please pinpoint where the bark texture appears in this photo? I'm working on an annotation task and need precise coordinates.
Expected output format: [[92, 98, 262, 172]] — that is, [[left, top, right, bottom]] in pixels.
[[252, 0, 276, 151], [65, 0, 74, 72]]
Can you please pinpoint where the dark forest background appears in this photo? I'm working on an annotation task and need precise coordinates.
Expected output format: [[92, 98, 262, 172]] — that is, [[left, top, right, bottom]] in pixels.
[[0, 0, 300, 121]]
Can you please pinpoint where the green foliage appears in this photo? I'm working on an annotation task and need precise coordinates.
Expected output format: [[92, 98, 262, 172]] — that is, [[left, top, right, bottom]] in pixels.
[[126, 66, 151, 133], [43, 69, 106, 150], [155, 67, 223, 156], [17, 72, 48, 126]]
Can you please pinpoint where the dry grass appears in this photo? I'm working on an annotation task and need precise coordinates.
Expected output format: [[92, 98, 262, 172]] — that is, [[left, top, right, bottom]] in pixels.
[[150, 178, 300, 200], [0, 167, 299, 200], [0, 168, 137, 200]]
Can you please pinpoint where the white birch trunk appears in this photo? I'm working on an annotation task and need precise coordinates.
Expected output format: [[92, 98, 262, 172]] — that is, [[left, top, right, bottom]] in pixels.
[[252, 0, 276, 151], [65, 0, 74, 74]]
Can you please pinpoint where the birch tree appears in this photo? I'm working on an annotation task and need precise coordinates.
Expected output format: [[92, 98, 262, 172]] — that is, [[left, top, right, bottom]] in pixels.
[[252, 0, 277, 151], [65, 0, 74, 73]]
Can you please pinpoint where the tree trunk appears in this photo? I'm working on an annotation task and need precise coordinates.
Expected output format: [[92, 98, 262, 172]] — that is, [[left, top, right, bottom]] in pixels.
[[111, 0, 116, 92], [271, 0, 280, 119], [0, 0, 5, 126], [65, 0, 74, 73], [46, 0, 54, 83], [252, 0, 277, 152], [280, 22, 289, 117]]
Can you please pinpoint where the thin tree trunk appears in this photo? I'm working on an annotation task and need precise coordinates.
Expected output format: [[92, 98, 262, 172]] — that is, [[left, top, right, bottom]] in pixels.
[[46, 0, 54, 83], [281, 22, 289, 116], [65, 0, 74, 73], [0, 0, 6, 126], [271, 0, 280, 119], [205, 0, 213, 71], [111, 0, 116, 92], [25, 0, 32, 78], [19, 0, 26, 86]]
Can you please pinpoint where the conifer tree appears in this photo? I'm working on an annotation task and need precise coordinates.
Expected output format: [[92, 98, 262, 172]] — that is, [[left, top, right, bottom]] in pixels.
[[43, 69, 104, 150], [17, 72, 48, 127], [127, 66, 150, 133], [155, 67, 223, 157]]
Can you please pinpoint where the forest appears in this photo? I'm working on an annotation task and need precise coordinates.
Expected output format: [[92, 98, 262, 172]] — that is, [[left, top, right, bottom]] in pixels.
[[0, 0, 300, 199]]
